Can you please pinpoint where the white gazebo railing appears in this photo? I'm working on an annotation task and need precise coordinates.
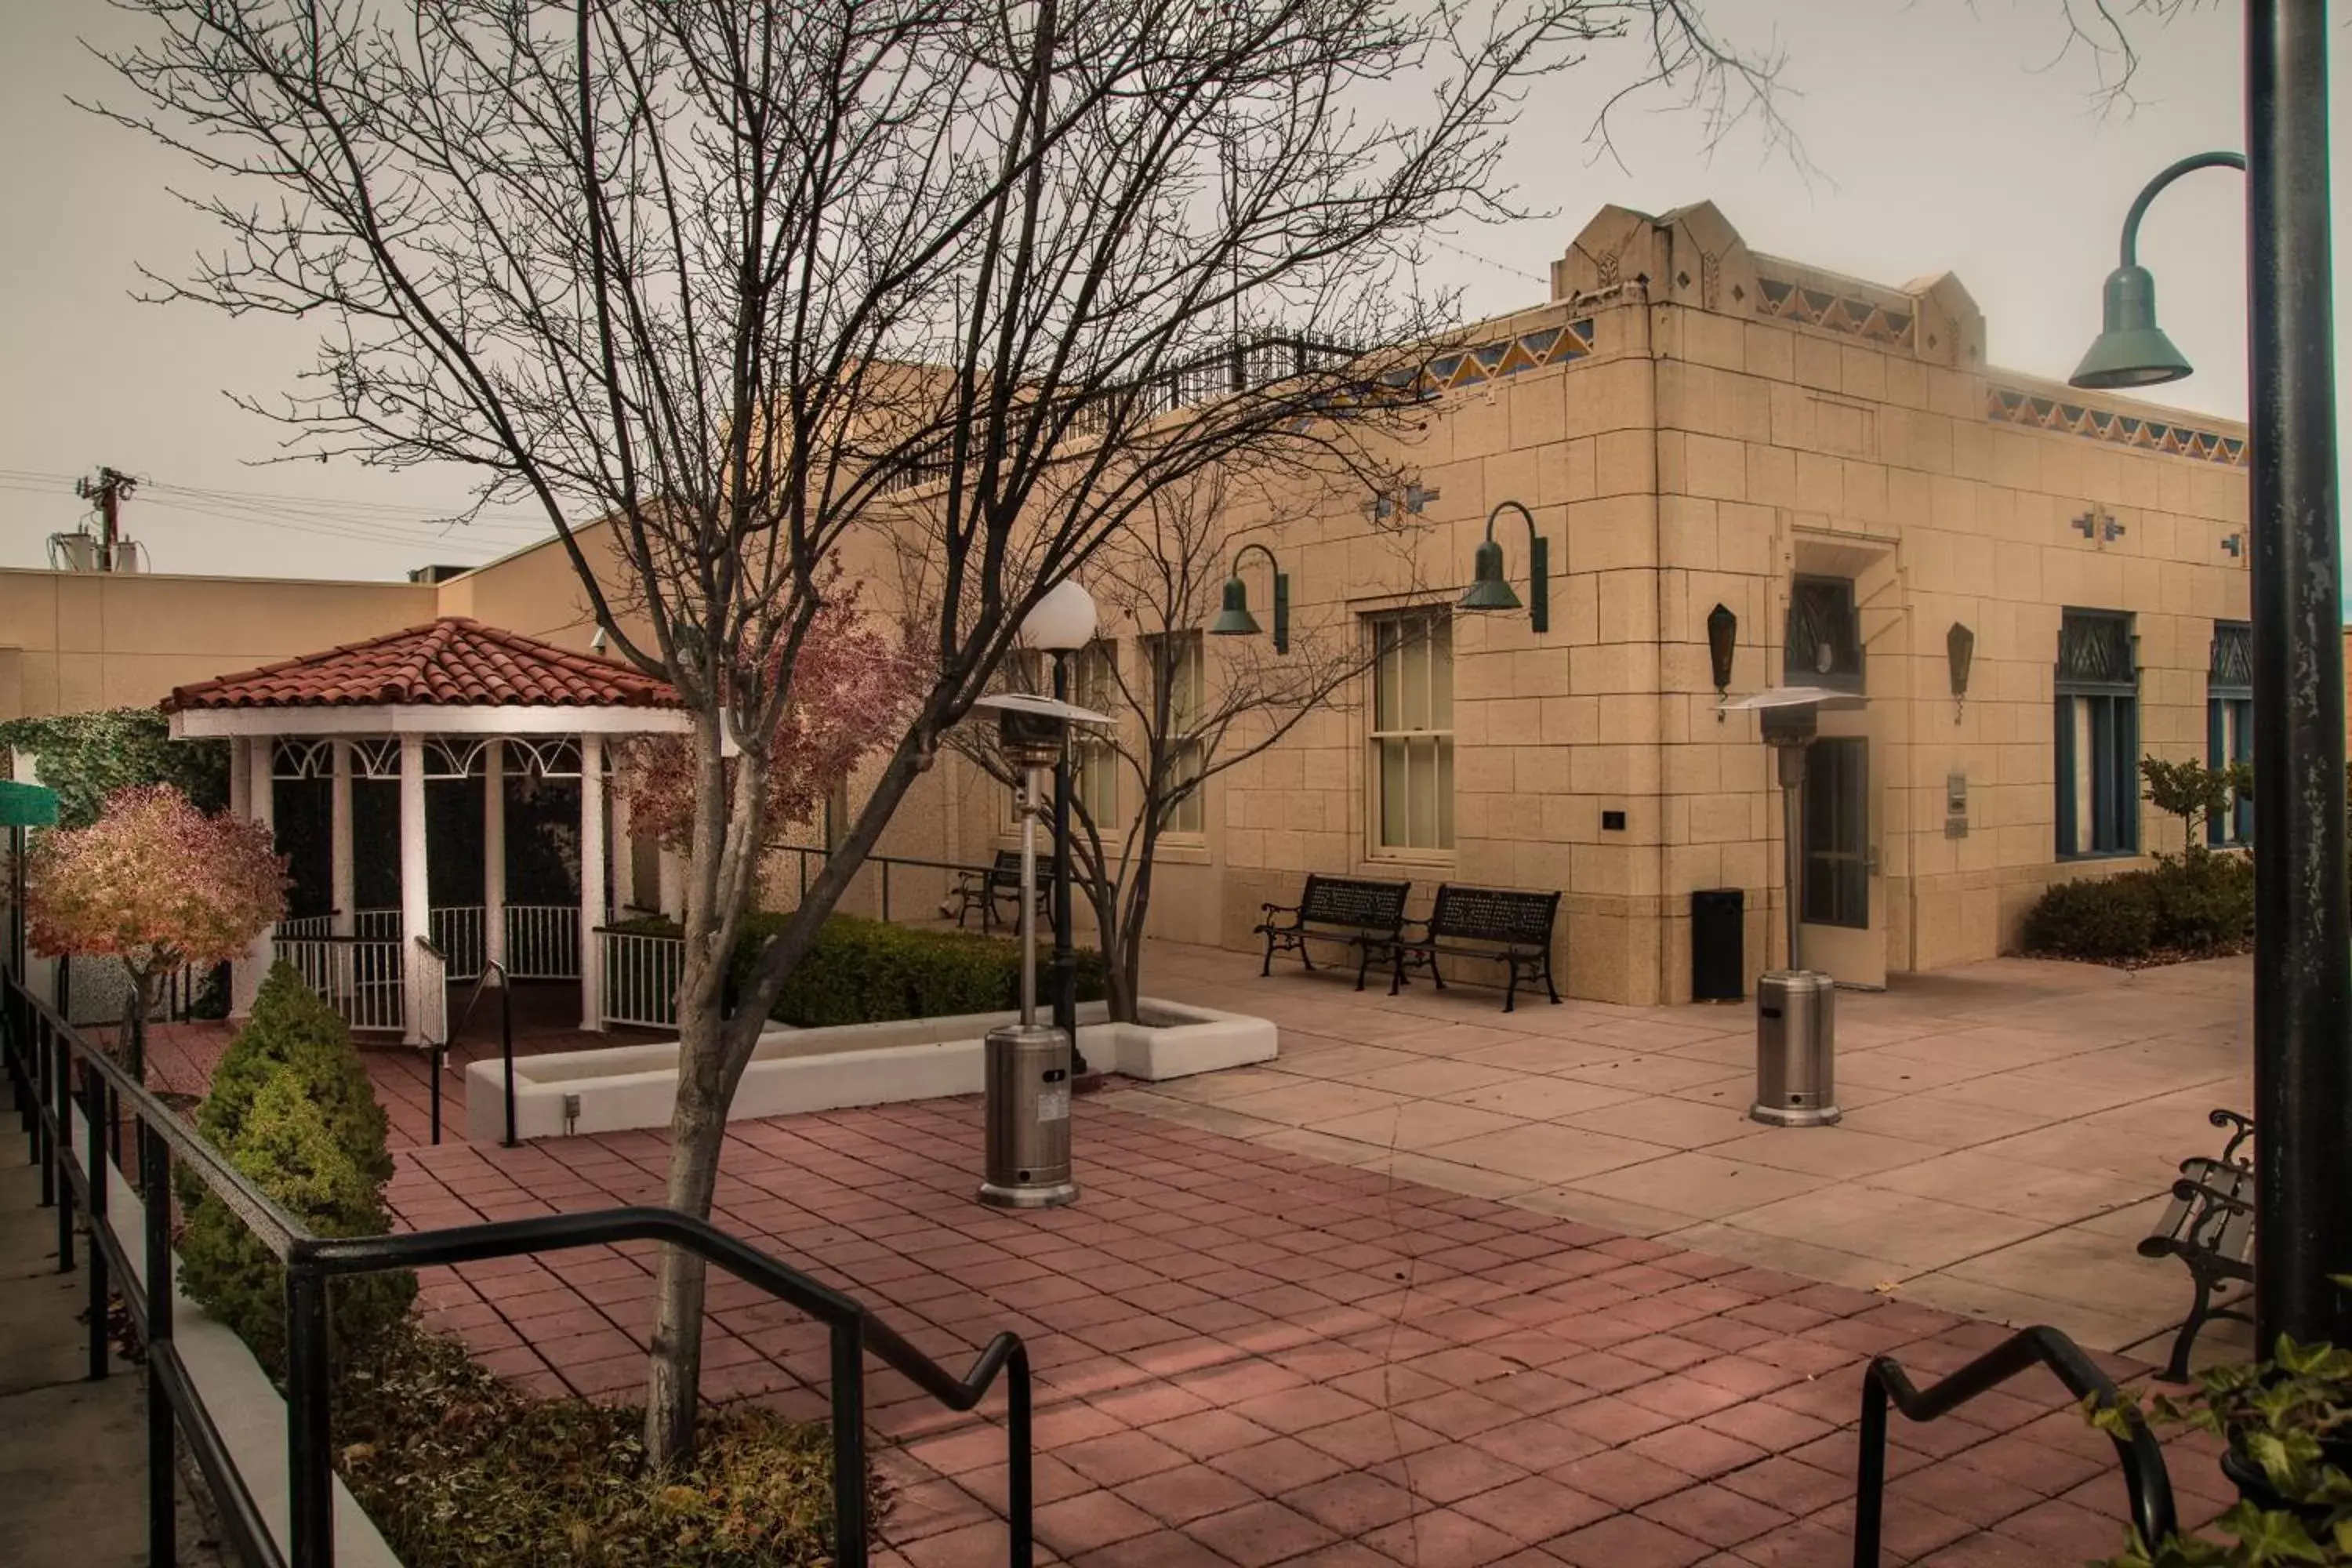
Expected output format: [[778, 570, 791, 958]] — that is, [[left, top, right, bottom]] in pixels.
[[412, 936, 448, 1046], [277, 933, 407, 1035], [505, 904, 582, 980], [278, 913, 337, 942], [598, 926, 684, 1029]]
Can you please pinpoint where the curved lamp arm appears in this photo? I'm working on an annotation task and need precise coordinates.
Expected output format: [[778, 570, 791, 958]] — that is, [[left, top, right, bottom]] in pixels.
[[1486, 500, 1549, 634], [1227, 542, 1289, 655], [2119, 151, 2246, 267]]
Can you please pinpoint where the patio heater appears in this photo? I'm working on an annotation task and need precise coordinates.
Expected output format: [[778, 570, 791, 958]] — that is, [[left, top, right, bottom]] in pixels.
[[1722, 687, 1860, 1127], [971, 692, 1111, 1208]]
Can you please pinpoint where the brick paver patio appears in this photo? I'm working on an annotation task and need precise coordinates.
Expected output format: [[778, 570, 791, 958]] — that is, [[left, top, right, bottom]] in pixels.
[[387, 1096, 2234, 1567]]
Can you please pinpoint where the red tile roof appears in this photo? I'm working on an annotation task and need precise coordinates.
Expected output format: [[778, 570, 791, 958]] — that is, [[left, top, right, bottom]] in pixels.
[[163, 619, 680, 712]]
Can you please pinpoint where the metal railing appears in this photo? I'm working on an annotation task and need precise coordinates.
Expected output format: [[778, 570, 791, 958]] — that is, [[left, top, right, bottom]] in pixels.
[[456, 959, 517, 1148], [276, 935, 406, 1034], [1853, 1324, 2177, 1566], [874, 335, 1358, 493], [504, 904, 581, 981], [276, 913, 336, 942], [782, 846, 1008, 927], [598, 926, 683, 1030], [0, 965, 1036, 1568]]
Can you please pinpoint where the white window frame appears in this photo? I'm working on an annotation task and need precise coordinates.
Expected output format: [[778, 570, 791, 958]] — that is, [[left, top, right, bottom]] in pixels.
[[1368, 609, 1454, 857]]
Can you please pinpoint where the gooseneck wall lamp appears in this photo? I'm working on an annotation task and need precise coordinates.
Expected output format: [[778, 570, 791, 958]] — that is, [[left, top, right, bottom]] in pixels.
[[1209, 542, 1289, 655], [1458, 499, 1549, 633], [2069, 151, 2246, 391]]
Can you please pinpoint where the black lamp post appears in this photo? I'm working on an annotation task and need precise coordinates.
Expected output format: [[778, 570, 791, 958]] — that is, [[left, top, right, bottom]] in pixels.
[[1209, 543, 1289, 654], [2068, 6, 2346, 1352], [1706, 604, 1737, 716], [1457, 500, 1549, 633]]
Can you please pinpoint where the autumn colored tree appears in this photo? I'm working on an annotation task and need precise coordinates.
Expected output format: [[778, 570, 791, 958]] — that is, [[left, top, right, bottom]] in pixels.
[[616, 593, 928, 875], [26, 784, 286, 1081]]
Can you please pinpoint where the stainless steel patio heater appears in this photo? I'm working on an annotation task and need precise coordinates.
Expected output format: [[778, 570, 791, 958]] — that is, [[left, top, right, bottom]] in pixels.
[[1722, 687, 1860, 1127], [971, 692, 1110, 1208]]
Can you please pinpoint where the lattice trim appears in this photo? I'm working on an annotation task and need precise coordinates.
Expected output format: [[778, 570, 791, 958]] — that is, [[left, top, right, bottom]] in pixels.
[[1755, 277, 1914, 348], [271, 739, 333, 781], [1986, 386, 2248, 467]]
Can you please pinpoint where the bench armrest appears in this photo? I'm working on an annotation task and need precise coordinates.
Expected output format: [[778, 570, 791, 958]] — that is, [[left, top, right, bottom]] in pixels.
[[2209, 1108, 2255, 1165], [1392, 917, 1433, 943], [953, 869, 987, 892], [1261, 902, 1301, 917]]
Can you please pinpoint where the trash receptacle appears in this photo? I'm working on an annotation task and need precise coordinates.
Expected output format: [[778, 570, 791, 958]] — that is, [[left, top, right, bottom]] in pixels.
[[1690, 889, 1744, 1002], [979, 1022, 1079, 1208], [1752, 971, 1839, 1127]]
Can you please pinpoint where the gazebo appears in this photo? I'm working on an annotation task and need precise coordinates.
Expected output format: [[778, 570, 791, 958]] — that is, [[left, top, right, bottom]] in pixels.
[[163, 618, 689, 1044]]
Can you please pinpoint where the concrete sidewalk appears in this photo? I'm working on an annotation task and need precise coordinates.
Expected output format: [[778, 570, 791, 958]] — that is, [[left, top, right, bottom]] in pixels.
[[0, 1080, 221, 1568]]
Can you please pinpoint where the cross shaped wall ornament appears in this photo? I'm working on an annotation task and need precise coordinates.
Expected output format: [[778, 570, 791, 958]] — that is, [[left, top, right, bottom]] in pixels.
[[2071, 503, 2125, 543]]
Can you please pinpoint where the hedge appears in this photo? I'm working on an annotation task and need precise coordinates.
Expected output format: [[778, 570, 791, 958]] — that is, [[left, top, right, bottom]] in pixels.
[[2020, 850, 2253, 964], [608, 912, 1105, 1027]]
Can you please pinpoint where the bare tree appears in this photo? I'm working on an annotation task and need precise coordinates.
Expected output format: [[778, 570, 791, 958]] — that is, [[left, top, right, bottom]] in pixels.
[[947, 464, 1426, 1021], [92, 0, 1773, 1464]]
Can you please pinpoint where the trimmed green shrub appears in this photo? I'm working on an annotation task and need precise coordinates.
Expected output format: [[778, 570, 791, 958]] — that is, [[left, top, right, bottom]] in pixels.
[[180, 962, 411, 1373], [197, 960, 393, 1185], [2021, 872, 2160, 960], [609, 912, 1105, 1026], [2148, 848, 2254, 951]]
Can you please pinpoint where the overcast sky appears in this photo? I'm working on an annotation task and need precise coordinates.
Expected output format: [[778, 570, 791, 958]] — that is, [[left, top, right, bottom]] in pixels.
[[0, 2, 2341, 583]]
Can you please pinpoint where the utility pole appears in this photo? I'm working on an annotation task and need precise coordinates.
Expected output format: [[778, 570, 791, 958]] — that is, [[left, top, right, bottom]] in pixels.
[[73, 466, 137, 570]]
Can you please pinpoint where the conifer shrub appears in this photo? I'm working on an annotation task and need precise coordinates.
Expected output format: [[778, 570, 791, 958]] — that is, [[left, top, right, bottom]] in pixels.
[[179, 961, 411, 1372]]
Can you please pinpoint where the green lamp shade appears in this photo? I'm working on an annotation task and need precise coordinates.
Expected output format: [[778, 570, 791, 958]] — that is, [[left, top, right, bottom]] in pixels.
[[1457, 538, 1522, 612], [1209, 576, 1261, 636], [2070, 264, 2194, 390]]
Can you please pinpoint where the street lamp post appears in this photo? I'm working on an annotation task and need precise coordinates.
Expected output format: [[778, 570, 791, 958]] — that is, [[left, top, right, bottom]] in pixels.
[[1022, 580, 1098, 1080], [2067, 4, 2346, 1351]]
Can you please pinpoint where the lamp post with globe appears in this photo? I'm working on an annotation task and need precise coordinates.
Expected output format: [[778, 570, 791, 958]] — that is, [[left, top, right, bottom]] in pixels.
[[1021, 580, 1098, 1080]]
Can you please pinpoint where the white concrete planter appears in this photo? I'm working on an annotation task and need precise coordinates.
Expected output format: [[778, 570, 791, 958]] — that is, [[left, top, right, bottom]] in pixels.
[[466, 998, 1276, 1142]]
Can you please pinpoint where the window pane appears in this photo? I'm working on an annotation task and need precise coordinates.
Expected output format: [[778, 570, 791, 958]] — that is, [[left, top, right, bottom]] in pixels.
[[1380, 738, 1408, 845], [1430, 616, 1454, 731], [1436, 739, 1455, 849], [2073, 699, 2095, 851], [1407, 736, 1438, 848], [1399, 626, 1430, 730]]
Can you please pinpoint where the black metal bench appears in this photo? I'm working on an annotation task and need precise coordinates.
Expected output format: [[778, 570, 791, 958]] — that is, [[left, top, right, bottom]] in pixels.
[[952, 850, 1051, 935], [1254, 874, 1412, 989], [1380, 884, 1562, 1013], [2140, 1108, 2256, 1382]]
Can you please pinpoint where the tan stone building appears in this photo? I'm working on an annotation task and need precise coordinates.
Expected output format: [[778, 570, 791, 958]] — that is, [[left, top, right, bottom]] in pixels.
[[3, 200, 2252, 1007]]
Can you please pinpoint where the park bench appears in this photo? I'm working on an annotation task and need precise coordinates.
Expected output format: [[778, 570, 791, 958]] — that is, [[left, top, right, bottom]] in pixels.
[[1377, 884, 1562, 1014], [952, 849, 1051, 935], [2140, 1107, 2256, 1382], [1254, 874, 1413, 989]]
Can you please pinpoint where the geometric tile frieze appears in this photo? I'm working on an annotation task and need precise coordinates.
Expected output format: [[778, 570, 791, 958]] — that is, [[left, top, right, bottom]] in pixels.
[[1987, 385, 2249, 468]]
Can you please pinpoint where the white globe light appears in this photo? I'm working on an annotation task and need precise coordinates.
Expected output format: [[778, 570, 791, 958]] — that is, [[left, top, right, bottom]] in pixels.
[[1021, 579, 1098, 651]]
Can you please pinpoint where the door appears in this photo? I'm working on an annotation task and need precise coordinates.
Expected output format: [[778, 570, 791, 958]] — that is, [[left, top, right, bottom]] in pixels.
[[1798, 736, 1886, 988]]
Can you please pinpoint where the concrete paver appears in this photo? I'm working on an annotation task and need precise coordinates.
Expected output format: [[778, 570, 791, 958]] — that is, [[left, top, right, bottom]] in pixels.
[[1124, 943, 2256, 1367], [387, 1094, 2241, 1567]]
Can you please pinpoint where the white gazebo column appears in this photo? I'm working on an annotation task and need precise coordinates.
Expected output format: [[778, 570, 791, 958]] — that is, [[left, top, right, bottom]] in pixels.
[[483, 739, 506, 981], [228, 739, 260, 1014], [579, 733, 607, 1031], [398, 734, 430, 1045], [330, 740, 355, 938], [610, 771, 634, 916]]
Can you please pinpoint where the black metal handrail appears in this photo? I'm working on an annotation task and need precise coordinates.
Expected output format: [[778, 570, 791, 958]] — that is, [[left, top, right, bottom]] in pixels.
[[0, 967, 1035, 1568], [452, 956, 515, 1147], [1853, 1324, 2177, 1566]]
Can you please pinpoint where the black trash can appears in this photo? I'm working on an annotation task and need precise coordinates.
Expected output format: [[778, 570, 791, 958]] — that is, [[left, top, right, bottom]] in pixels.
[[1691, 888, 1744, 1002]]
